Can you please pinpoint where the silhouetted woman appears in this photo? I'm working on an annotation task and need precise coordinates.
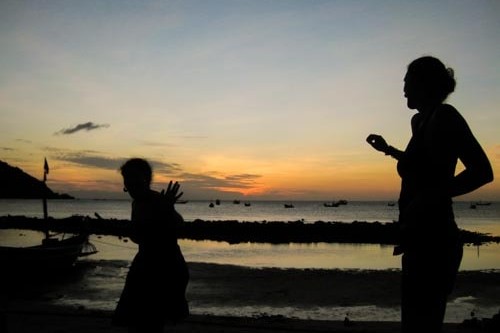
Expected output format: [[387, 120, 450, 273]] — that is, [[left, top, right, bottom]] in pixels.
[[367, 56, 493, 333], [113, 158, 189, 333]]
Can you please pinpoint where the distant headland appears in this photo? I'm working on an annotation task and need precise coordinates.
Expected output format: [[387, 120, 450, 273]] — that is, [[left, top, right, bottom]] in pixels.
[[0, 160, 74, 199]]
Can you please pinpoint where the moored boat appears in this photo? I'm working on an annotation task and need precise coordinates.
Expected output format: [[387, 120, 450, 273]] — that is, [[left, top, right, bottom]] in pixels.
[[0, 232, 97, 275], [0, 159, 98, 275]]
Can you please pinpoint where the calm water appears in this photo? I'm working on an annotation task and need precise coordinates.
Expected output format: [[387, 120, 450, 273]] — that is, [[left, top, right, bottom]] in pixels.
[[1, 199, 499, 270], [1, 199, 499, 322], [1, 199, 499, 231]]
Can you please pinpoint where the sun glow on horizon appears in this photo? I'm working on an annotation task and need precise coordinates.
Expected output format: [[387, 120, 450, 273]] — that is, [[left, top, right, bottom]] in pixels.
[[1, 1, 499, 201]]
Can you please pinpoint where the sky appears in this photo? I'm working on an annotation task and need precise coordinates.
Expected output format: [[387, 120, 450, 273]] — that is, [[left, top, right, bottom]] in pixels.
[[1, 0, 499, 201]]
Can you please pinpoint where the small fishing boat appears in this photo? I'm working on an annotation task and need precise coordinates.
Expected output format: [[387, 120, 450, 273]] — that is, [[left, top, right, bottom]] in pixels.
[[0, 158, 97, 274], [0, 232, 97, 272]]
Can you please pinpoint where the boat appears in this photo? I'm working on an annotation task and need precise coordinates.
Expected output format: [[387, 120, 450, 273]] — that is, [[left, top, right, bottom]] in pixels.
[[0, 232, 97, 272], [244, 202, 251, 207], [470, 201, 491, 209], [0, 158, 97, 274], [324, 202, 340, 207], [284, 203, 294, 208]]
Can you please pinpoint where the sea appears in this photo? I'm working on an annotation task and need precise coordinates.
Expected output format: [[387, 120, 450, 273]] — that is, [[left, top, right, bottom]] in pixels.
[[1, 199, 499, 322]]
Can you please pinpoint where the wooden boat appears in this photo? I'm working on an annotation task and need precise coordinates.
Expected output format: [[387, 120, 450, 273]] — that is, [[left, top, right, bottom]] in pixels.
[[0, 232, 97, 272], [0, 159, 97, 274]]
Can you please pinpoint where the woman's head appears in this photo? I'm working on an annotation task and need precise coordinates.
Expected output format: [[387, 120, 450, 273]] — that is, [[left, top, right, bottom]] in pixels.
[[120, 158, 152, 199], [404, 56, 456, 110]]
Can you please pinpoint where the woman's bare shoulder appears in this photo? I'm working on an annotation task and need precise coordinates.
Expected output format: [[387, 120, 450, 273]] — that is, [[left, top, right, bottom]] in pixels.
[[436, 104, 467, 125]]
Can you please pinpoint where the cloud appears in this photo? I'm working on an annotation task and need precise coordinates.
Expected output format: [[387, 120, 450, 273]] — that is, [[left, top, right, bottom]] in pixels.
[[56, 152, 182, 174], [15, 139, 32, 144], [55, 122, 110, 135], [59, 155, 123, 170], [180, 172, 261, 190], [48, 148, 262, 197], [225, 174, 261, 182], [149, 160, 183, 174]]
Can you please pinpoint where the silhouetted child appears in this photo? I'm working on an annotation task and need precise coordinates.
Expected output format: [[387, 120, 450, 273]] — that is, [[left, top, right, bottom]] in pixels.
[[113, 158, 189, 333]]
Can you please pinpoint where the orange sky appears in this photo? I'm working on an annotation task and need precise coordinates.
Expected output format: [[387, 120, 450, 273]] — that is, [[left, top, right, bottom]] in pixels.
[[1, 1, 498, 201]]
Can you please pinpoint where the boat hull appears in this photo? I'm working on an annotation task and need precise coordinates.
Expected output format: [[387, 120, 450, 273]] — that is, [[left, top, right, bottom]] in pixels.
[[0, 234, 93, 273]]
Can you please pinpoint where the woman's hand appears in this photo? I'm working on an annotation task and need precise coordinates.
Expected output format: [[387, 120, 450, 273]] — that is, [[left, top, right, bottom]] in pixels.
[[160, 180, 184, 205], [366, 134, 389, 153]]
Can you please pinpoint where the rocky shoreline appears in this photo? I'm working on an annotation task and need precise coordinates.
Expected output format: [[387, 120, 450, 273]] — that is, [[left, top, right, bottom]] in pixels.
[[1, 215, 498, 245]]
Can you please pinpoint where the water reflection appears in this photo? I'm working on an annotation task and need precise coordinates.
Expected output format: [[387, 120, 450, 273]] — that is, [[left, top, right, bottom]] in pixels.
[[2, 230, 499, 270], [179, 239, 500, 271]]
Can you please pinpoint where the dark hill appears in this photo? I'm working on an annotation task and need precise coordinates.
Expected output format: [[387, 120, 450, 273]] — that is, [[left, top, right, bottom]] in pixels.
[[0, 160, 74, 199]]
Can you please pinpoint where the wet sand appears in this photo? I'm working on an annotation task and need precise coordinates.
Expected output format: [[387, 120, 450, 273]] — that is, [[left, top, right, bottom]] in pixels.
[[2, 262, 499, 333], [3, 309, 485, 333], [2, 216, 499, 332]]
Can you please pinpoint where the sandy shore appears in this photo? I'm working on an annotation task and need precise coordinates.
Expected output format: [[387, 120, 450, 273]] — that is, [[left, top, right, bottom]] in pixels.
[[2, 307, 495, 333], [2, 261, 499, 332]]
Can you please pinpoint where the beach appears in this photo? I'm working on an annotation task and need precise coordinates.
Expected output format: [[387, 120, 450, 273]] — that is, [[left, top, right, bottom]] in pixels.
[[2, 261, 500, 332], [4, 310, 491, 333], [1, 200, 499, 332]]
